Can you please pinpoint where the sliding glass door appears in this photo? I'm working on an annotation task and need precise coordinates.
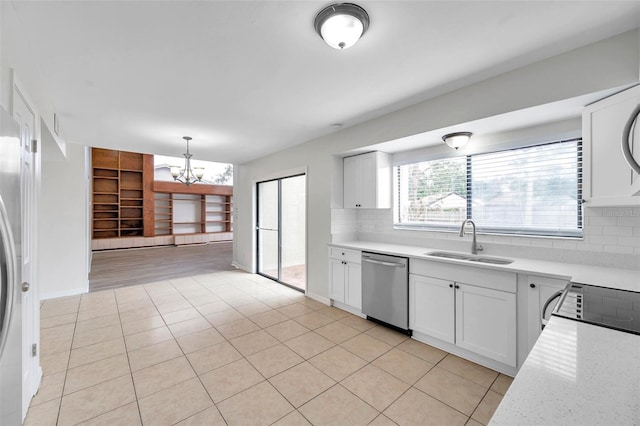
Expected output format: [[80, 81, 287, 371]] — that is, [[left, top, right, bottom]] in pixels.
[[256, 174, 306, 291]]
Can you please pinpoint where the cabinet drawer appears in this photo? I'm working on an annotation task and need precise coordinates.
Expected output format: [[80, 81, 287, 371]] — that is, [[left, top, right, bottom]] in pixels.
[[329, 247, 361, 264], [410, 259, 516, 293]]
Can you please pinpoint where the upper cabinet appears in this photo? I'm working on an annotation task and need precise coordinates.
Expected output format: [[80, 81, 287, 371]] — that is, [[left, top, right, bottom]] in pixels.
[[583, 85, 640, 206], [343, 151, 391, 209]]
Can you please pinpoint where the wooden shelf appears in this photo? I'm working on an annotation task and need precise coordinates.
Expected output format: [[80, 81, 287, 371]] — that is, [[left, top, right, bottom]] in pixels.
[[92, 148, 152, 240]]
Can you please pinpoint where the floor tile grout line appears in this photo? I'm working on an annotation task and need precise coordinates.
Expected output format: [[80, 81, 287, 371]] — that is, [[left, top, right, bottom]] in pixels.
[[53, 300, 79, 426], [115, 288, 144, 426]]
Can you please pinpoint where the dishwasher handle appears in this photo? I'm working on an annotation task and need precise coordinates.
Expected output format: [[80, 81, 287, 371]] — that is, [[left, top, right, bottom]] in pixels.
[[362, 257, 406, 268]]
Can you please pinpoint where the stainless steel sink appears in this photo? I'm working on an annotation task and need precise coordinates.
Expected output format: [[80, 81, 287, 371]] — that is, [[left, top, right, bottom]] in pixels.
[[466, 257, 513, 265], [425, 251, 471, 260], [425, 251, 513, 265]]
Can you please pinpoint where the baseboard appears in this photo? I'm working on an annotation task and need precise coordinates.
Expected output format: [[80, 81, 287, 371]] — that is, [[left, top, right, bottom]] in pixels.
[[305, 292, 330, 306], [331, 300, 365, 317], [231, 261, 252, 273], [40, 287, 87, 300], [411, 330, 517, 377]]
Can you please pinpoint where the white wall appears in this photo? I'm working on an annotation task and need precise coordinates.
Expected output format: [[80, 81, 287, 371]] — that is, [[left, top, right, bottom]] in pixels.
[[234, 30, 640, 301], [38, 141, 89, 299], [2, 2, 88, 299]]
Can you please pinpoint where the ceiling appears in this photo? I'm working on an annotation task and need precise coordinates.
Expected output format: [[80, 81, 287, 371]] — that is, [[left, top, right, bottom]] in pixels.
[[9, 1, 640, 164]]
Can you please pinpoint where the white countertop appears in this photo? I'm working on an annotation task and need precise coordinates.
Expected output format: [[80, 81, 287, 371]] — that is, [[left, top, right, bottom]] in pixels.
[[329, 240, 640, 292], [490, 317, 640, 426]]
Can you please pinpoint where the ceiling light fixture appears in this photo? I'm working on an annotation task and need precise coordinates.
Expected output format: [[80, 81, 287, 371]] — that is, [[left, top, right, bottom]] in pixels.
[[442, 132, 473, 150], [314, 3, 370, 50], [170, 136, 204, 186]]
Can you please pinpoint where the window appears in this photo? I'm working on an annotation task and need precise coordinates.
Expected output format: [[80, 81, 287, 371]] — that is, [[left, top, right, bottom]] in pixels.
[[395, 138, 582, 237], [153, 155, 233, 185]]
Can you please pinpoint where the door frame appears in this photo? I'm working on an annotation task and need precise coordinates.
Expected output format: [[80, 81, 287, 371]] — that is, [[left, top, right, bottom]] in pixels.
[[255, 172, 307, 293], [12, 72, 42, 419]]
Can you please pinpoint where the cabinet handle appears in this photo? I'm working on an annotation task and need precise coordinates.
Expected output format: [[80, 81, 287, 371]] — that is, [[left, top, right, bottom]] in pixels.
[[454, 284, 460, 289], [449, 283, 453, 288], [530, 283, 536, 289]]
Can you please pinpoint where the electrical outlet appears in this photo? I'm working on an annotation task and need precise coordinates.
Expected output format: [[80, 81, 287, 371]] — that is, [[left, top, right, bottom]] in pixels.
[[603, 208, 633, 217]]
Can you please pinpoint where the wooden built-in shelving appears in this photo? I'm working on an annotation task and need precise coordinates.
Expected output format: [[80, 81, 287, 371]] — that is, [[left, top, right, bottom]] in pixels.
[[91, 148, 233, 249], [91, 148, 153, 239]]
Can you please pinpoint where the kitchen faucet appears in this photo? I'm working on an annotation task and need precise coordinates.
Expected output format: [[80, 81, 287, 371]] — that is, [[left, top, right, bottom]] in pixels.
[[459, 219, 483, 255]]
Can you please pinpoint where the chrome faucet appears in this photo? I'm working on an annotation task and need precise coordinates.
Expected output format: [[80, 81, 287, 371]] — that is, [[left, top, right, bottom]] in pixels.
[[459, 219, 483, 255]]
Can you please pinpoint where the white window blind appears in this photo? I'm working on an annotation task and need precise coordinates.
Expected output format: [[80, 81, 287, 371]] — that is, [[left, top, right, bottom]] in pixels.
[[395, 139, 582, 237]]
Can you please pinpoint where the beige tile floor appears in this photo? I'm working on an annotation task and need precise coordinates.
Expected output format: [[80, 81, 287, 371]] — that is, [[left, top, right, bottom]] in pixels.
[[28, 270, 512, 426]]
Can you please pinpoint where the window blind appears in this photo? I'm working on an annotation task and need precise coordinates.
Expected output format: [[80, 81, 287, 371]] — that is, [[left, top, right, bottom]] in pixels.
[[395, 138, 582, 237]]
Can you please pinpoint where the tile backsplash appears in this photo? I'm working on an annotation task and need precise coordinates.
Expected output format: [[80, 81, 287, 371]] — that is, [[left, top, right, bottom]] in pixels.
[[331, 207, 640, 270]]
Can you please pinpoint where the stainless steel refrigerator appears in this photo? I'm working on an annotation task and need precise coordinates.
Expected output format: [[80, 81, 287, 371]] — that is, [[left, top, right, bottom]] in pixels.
[[0, 105, 23, 425]]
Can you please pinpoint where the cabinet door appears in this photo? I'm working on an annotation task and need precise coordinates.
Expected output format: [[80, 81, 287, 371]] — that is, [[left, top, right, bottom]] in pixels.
[[345, 262, 362, 310], [455, 283, 516, 367], [583, 86, 640, 205], [526, 276, 567, 352], [359, 153, 377, 208], [409, 275, 454, 344], [329, 259, 345, 303], [343, 155, 359, 208]]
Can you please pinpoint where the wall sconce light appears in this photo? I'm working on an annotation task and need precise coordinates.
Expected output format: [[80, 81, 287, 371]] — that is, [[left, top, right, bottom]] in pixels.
[[314, 3, 370, 50], [442, 132, 472, 150]]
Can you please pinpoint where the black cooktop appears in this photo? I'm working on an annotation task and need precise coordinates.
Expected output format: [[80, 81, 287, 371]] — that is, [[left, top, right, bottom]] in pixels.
[[552, 282, 640, 335]]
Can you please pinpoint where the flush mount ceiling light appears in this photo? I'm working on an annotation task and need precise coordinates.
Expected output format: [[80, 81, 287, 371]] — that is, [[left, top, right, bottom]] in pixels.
[[442, 132, 473, 150], [314, 3, 370, 50], [170, 136, 204, 186]]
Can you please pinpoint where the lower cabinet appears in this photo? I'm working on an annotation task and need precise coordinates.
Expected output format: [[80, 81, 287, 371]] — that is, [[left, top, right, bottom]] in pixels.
[[329, 248, 362, 311], [410, 266, 517, 368], [526, 275, 568, 352], [410, 275, 454, 343], [455, 283, 516, 367]]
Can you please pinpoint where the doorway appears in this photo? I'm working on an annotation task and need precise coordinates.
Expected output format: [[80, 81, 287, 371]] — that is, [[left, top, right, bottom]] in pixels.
[[256, 174, 306, 291]]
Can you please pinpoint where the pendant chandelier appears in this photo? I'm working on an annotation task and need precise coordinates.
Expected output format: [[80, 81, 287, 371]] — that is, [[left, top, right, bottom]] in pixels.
[[170, 136, 204, 186]]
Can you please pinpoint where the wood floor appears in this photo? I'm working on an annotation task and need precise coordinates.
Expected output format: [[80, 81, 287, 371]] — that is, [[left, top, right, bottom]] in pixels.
[[89, 242, 235, 292]]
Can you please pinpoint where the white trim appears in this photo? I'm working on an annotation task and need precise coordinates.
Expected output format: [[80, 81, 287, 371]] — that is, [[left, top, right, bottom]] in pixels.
[[412, 330, 517, 377], [231, 261, 251, 272], [331, 300, 365, 317], [305, 292, 330, 306]]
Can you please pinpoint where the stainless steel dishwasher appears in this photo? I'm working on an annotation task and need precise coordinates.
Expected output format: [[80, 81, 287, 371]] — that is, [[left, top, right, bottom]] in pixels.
[[361, 252, 410, 333]]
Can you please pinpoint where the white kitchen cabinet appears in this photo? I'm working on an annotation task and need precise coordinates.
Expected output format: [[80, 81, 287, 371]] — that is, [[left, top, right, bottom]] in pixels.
[[582, 85, 640, 206], [328, 247, 362, 311], [526, 275, 568, 352], [343, 151, 391, 209], [409, 259, 517, 368], [409, 274, 454, 343], [455, 283, 516, 367]]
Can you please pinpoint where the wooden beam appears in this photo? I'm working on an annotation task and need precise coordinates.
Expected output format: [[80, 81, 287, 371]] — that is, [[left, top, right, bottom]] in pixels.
[[153, 181, 233, 196]]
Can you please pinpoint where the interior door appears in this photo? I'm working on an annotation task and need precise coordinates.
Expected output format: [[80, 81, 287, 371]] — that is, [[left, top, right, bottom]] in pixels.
[[256, 174, 306, 291], [13, 87, 39, 418]]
